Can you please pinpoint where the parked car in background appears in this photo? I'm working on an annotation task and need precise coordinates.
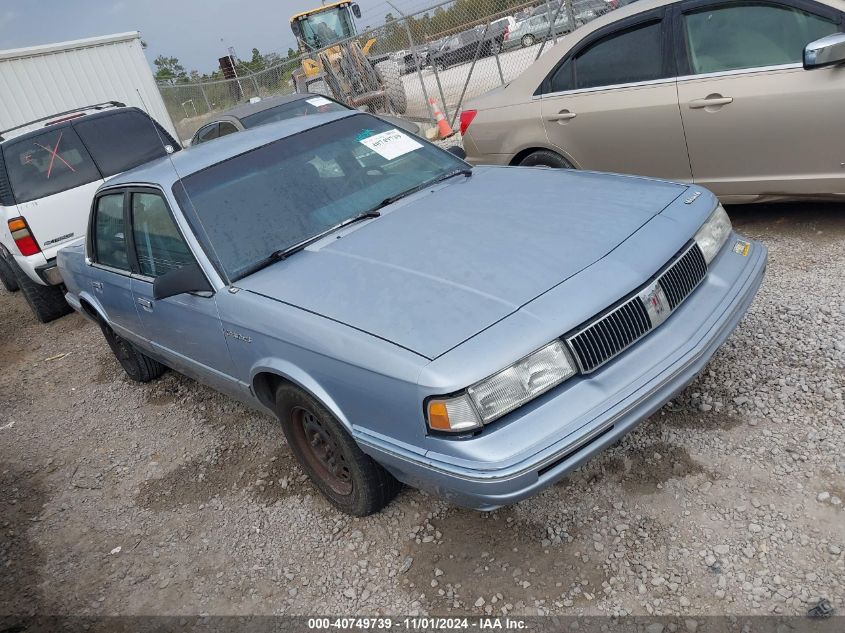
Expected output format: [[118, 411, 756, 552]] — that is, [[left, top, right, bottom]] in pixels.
[[0, 103, 179, 322], [462, 0, 845, 203], [190, 93, 419, 147], [572, 0, 610, 22], [430, 22, 509, 69], [503, 11, 574, 49], [59, 109, 765, 516]]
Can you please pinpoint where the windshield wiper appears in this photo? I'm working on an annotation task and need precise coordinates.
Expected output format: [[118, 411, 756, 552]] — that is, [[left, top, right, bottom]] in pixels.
[[254, 210, 382, 271], [367, 167, 473, 214]]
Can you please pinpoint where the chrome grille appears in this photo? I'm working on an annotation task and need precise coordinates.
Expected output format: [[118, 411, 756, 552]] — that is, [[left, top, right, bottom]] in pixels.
[[565, 242, 707, 374], [657, 243, 707, 309]]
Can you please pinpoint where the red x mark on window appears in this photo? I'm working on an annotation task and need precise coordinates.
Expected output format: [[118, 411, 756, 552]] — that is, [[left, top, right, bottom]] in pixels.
[[33, 131, 76, 179]]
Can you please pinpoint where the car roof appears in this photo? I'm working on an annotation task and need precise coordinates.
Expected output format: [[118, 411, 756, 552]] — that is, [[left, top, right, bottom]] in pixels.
[[0, 104, 134, 144], [104, 109, 358, 189], [214, 93, 342, 121]]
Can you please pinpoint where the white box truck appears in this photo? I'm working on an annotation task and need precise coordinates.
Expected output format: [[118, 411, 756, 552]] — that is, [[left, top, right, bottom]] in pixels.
[[0, 32, 182, 323]]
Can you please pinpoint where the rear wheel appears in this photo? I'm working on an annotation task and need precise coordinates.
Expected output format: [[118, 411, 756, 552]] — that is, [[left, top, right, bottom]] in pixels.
[[522, 34, 536, 47], [518, 149, 574, 169], [13, 266, 71, 323], [101, 324, 166, 382], [274, 383, 400, 516], [0, 250, 19, 292]]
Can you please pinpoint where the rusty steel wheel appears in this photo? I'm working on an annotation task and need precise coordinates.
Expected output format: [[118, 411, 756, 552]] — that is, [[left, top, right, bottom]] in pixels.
[[274, 383, 401, 516], [291, 406, 353, 496]]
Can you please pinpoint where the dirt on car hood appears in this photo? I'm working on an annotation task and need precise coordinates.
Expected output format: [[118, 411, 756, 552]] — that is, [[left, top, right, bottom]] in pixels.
[[239, 166, 686, 359]]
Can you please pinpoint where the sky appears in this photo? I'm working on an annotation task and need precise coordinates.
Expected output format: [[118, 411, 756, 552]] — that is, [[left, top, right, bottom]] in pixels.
[[0, 0, 427, 76]]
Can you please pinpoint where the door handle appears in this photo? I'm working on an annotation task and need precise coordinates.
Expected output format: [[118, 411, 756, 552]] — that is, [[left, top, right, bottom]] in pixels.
[[91, 281, 103, 291], [688, 96, 733, 109], [548, 110, 577, 122], [137, 298, 153, 311]]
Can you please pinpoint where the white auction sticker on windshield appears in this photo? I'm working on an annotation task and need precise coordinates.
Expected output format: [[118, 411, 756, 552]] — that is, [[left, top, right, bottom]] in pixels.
[[359, 129, 422, 160], [306, 96, 332, 107]]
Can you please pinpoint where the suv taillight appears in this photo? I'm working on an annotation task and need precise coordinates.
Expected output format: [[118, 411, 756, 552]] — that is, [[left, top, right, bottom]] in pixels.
[[8, 218, 40, 256], [459, 109, 478, 136]]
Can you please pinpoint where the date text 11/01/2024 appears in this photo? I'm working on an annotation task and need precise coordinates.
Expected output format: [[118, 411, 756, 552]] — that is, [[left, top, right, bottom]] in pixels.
[[306, 617, 527, 629]]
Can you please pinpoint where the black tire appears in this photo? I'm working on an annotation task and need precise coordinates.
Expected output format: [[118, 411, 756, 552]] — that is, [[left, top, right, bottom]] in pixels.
[[0, 251, 19, 292], [522, 34, 535, 47], [101, 324, 166, 382], [518, 149, 574, 169], [12, 265, 71, 323], [274, 383, 400, 516]]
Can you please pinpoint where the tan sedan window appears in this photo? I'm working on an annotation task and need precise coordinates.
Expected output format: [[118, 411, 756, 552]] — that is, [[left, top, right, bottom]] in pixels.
[[550, 20, 664, 92], [684, 4, 837, 74]]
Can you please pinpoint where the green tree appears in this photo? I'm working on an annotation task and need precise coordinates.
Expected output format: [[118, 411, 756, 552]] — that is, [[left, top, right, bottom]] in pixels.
[[153, 55, 187, 84]]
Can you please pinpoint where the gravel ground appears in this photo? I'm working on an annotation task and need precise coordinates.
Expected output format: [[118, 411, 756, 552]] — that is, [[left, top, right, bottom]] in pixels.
[[1, 203, 843, 620]]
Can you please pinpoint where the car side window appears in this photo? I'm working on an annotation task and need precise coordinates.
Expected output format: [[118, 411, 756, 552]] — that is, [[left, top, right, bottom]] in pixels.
[[195, 124, 219, 145], [549, 20, 664, 92], [94, 193, 129, 270], [131, 192, 194, 278], [683, 3, 837, 74], [218, 121, 239, 138]]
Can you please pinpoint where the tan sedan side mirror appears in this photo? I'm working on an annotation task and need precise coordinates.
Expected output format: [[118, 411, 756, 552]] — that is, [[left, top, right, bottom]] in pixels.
[[804, 32, 845, 69]]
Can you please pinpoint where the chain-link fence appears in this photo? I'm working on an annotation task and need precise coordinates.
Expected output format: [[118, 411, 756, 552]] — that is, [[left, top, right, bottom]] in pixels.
[[158, 0, 615, 142]]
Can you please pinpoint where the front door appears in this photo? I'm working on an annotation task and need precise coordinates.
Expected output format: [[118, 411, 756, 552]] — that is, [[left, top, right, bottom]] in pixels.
[[540, 13, 692, 182], [125, 189, 237, 390], [674, 0, 843, 198]]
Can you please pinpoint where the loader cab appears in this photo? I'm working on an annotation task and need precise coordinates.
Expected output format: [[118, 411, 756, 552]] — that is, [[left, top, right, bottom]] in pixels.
[[291, 1, 362, 53]]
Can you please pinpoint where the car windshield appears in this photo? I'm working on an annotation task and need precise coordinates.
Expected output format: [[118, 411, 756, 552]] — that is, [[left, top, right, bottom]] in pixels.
[[241, 97, 348, 129], [175, 114, 467, 281]]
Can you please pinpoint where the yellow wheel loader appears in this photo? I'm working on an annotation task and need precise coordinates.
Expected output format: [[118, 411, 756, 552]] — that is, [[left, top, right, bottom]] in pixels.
[[290, 1, 407, 114]]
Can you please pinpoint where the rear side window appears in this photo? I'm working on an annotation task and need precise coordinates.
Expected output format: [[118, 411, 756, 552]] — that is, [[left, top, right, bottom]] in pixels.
[[94, 193, 129, 270], [131, 192, 193, 277], [194, 124, 219, 145], [240, 98, 348, 129], [3, 127, 101, 203], [74, 111, 174, 178], [549, 21, 664, 92]]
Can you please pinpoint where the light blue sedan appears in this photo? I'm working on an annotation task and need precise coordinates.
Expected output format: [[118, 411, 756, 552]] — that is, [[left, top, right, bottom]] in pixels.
[[58, 110, 766, 515]]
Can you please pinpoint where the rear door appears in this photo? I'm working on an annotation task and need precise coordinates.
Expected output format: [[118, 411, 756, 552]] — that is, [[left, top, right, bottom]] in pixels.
[[539, 10, 692, 182], [673, 0, 843, 197], [88, 190, 143, 337], [125, 189, 237, 389], [3, 126, 104, 258]]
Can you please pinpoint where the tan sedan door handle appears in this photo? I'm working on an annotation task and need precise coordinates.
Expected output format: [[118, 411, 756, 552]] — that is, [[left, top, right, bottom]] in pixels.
[[688, 96, 733, 109], [548, 110, 577, 122]]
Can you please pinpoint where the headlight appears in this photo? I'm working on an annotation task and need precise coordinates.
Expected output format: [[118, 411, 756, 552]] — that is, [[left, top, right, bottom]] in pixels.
[[426, 340, 577, 432], [694, 204, 732, 264]]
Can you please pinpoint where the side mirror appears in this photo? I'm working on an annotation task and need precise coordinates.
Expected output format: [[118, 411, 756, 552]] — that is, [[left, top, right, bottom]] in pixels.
[[446, 146, 467, 159], [153, 263, 212, 300], [351, 2, 362, 18], [804, 32, 845, 69]]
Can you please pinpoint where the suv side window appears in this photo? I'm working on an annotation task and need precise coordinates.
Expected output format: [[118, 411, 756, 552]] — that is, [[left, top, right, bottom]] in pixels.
[[683, 3, 837, 74], [93, 193, 129, 270], [3, 127, 101, 203], [74, 110, 175, 178], [549, 20, 664, 92], [131, 192, 194, 278]]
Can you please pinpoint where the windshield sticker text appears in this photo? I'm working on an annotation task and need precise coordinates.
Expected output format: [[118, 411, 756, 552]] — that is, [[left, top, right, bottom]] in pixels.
[[359, 129, 422, 161]]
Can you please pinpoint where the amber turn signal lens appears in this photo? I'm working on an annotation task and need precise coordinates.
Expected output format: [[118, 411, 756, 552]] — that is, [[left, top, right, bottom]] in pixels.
[[427, 401, 451, 430], [8, 218, 26, 232]]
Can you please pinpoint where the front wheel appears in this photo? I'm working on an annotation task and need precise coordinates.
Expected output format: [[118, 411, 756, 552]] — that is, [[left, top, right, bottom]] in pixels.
[[274, 383, 400, 516], [518, 149, 574, 169], [522, 34, 535, 47]]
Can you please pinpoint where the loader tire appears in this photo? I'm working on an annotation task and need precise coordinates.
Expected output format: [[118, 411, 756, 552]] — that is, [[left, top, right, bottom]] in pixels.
[[375, 60, 407, 115]]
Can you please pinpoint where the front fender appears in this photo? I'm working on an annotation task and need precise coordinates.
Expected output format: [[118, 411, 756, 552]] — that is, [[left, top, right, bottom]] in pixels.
[[250, 359, 354, 432]]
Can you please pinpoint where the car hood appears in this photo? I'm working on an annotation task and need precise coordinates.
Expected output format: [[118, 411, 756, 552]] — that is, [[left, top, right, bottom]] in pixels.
[[239, 166, 686, 359]]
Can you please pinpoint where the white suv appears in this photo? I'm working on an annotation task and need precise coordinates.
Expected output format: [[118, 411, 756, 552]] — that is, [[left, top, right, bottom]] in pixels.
[[0, 102, 179, 322]]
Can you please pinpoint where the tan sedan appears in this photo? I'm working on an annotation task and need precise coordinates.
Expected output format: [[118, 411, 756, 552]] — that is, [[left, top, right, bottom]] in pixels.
[[461, 0, 845, 203]]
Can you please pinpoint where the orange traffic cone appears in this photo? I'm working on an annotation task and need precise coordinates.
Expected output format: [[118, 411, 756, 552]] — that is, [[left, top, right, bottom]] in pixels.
[[429, 96, 454, 139]]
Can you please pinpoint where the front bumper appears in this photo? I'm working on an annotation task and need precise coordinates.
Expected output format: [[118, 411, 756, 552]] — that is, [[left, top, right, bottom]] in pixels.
[[358, 234, 767, 510]]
